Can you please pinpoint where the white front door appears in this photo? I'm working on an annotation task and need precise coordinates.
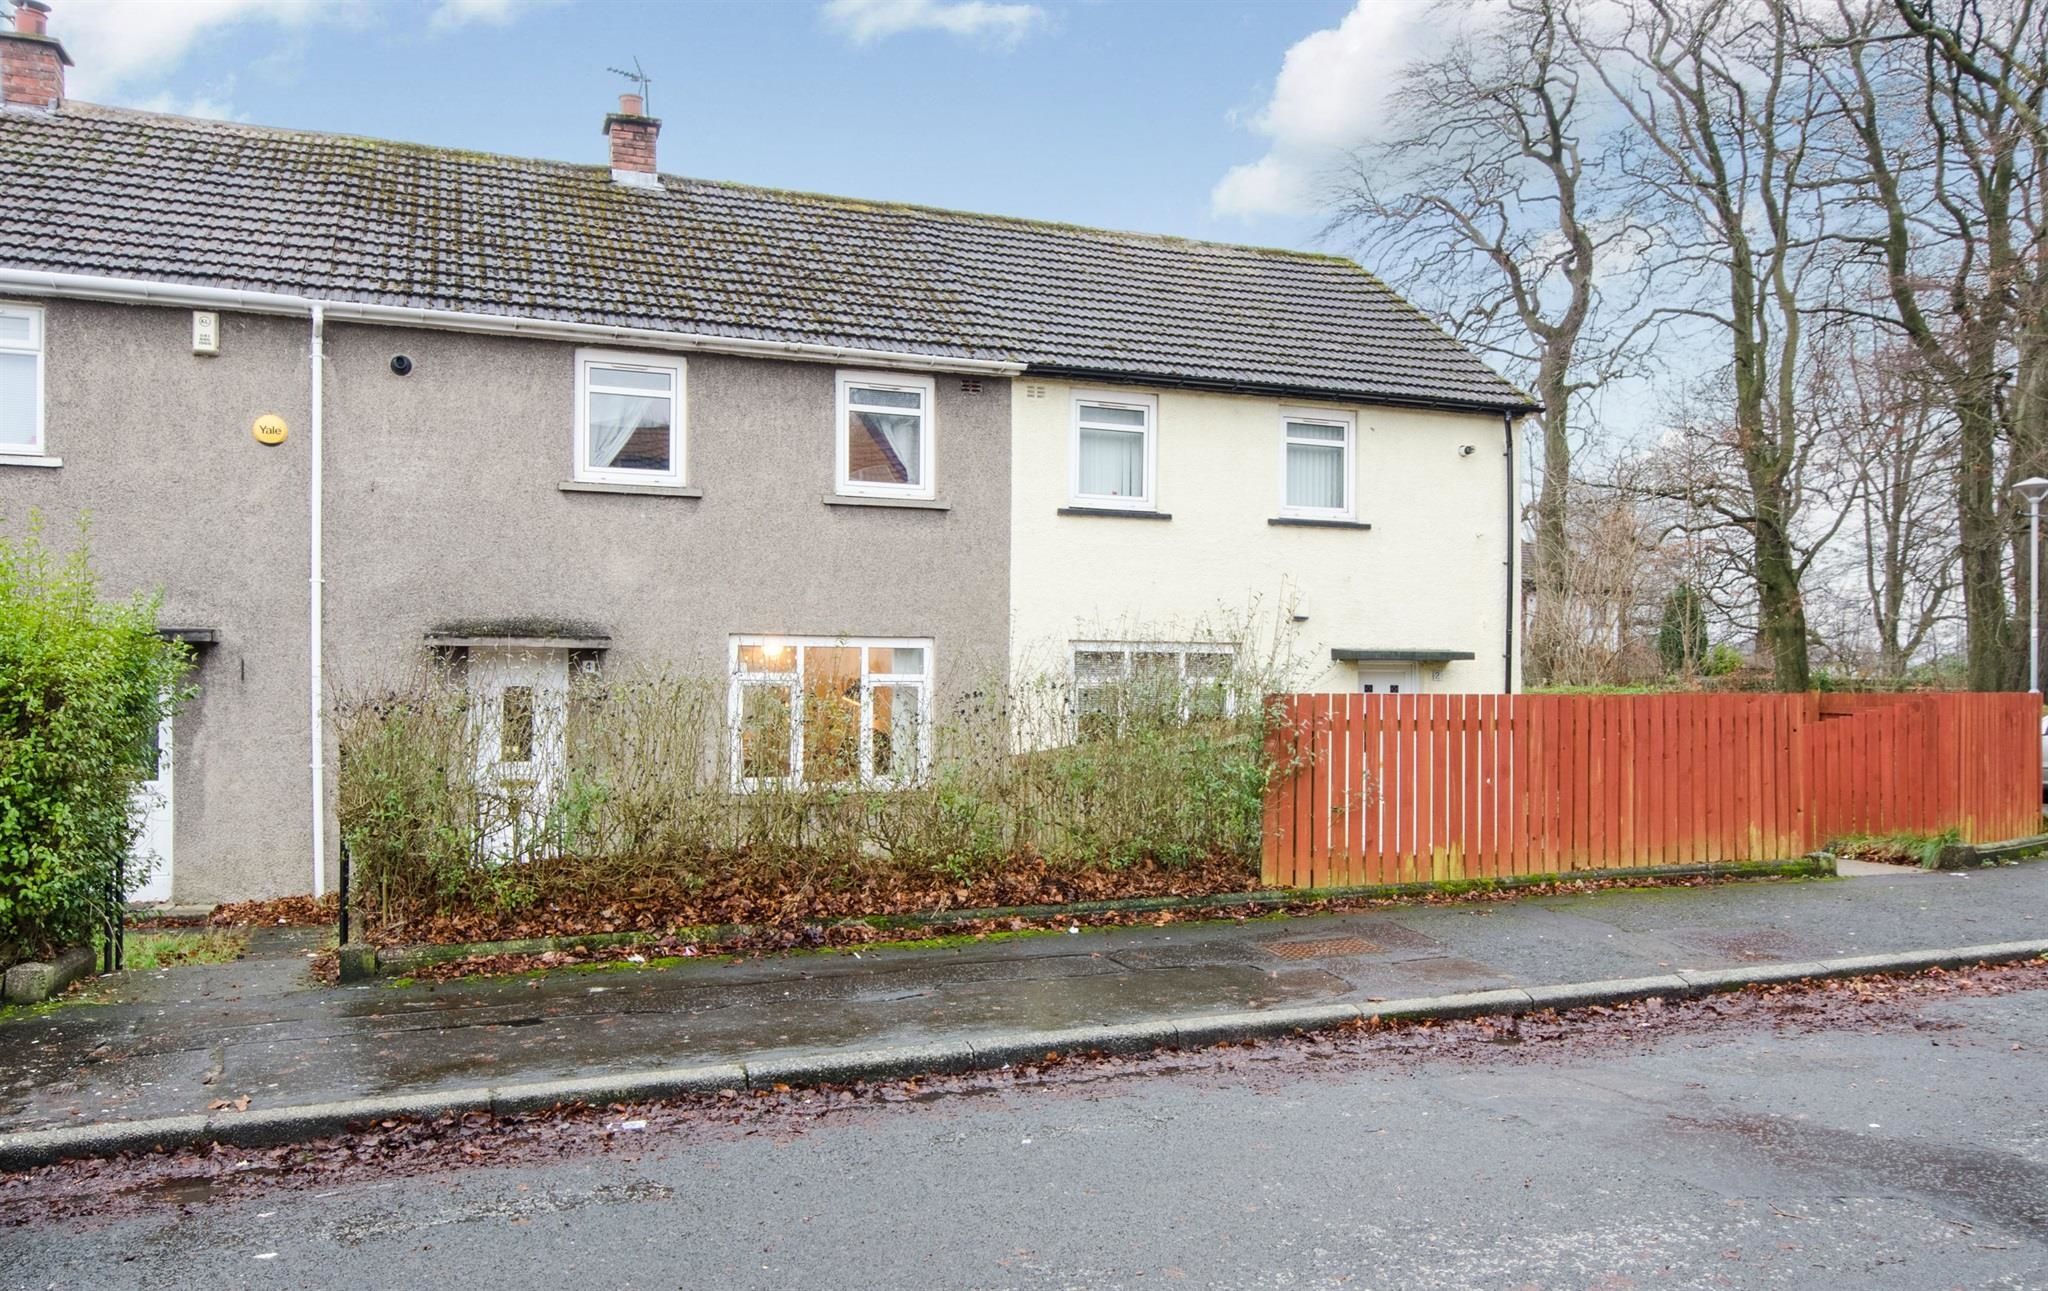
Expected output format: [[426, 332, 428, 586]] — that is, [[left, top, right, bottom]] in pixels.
[[468, 646, 570, 859], [1356, 663, 1422, 695], [128, 713, 174, 904]]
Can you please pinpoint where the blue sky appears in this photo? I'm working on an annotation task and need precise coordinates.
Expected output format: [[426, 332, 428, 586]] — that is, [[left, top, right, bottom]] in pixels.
[[38, 0, 1416, 255]]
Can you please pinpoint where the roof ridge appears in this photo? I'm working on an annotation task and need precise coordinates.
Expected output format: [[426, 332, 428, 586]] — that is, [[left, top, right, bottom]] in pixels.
[[61, 100, 604, 173], [59, 99, 1364, 268], [667, 176, 1363, 264]]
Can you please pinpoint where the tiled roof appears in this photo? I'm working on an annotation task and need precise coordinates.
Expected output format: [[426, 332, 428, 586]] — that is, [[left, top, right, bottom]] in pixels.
[[0, 103, 1532, 412]]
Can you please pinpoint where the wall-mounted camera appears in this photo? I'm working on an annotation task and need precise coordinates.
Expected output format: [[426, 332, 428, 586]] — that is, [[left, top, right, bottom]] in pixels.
[[390, 355, 414, 376]]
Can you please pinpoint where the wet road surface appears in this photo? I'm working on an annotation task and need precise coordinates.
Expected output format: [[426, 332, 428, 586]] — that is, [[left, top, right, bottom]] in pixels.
[[6, 962, 2046, 1289]]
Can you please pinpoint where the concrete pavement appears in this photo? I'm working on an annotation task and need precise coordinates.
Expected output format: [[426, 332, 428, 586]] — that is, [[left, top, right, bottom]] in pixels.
[[3, 859, 2042, 1144]]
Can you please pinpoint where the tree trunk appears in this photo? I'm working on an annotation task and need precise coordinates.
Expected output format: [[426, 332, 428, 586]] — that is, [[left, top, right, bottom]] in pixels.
[[1753, 505, 1811, 691], [1530, 351, 1572, 679], [1958, 398, 2013, 690]]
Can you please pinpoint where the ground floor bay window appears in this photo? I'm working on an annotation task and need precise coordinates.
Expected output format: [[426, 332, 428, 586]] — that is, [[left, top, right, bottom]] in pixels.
[[729, 636, 933, 789]]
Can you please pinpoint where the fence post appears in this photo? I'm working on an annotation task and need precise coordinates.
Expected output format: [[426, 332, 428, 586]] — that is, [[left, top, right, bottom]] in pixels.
[[337, 832, 352, 948]]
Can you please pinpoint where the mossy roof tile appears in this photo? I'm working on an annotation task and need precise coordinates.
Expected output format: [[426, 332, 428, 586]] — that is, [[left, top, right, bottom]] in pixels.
[[0, 103, 1530, 411]]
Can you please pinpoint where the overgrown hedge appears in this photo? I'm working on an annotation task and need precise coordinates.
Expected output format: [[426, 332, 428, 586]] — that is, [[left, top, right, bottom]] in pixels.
[[336, 653, 1287, 929], [0, 517, 187, 964]]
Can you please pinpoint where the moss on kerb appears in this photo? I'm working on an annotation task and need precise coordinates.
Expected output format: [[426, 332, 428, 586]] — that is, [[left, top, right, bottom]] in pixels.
[[0, 989, 111, 1024]]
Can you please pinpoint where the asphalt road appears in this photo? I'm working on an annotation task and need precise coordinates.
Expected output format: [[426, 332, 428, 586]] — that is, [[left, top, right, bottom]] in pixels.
[[9, 977, 2048, 1290]]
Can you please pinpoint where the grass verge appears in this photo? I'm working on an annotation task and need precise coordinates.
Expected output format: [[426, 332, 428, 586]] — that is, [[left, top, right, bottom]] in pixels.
[[121, 928, 248, 972]]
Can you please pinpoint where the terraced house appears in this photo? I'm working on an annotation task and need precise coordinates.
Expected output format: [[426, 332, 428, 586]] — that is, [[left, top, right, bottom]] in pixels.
[[0, 2, 1533, 905]]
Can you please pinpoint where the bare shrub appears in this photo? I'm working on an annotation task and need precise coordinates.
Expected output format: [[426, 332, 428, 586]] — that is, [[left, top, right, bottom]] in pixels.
[[335, 630, 1300, 928]]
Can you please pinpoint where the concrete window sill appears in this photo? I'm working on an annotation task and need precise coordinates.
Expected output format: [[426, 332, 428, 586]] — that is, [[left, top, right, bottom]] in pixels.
[[1057, 506, 1172, 521], [559, 480, 702, 498], [0, 453, 63, 470], [823, 494, 952, 511], [1268, 517, 1372, 531]]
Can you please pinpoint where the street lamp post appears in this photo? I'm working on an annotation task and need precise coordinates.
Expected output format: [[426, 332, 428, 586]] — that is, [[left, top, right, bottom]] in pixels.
[[2014, 478, 2048, 694]]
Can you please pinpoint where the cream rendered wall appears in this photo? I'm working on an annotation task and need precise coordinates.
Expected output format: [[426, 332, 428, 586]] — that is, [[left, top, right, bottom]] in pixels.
[[1009, 379, 1519, 695]]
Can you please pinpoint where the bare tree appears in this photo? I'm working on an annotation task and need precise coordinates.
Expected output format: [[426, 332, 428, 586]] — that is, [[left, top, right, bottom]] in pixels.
[[1804, 327, 1960, 674], [1576, 0, 1836, 689], [1322, 0, 1650, 682], [1524, 475, 1668, 684], [1820, 0, 2047, 688]]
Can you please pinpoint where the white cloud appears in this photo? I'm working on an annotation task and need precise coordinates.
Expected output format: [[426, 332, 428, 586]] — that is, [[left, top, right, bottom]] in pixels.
[[821, 0, 1045, 47], [127, 89, 246, 122], [1211, 1, 1454, 220], [41, 0, 549, 113], [44, 0, 330, 102], [429, 0, 558, 32]]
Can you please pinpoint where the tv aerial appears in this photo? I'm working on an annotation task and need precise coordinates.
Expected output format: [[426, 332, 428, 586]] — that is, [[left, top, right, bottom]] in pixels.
[[608, 57, 652, 114]]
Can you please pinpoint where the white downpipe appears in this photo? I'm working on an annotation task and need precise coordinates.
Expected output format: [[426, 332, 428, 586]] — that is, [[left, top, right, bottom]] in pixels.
[[308, 305, 326, 898]]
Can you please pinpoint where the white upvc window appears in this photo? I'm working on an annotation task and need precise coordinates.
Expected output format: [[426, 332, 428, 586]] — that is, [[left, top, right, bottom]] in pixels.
[[574, 348, 685, 486], [836, 371, 935, 499], [0, 304, 46, 459], [729, 635, 934, 790], [1280, 409, 1355, 519], [1069, 391, 1157, 510], [1071, 641, 1237, 738]]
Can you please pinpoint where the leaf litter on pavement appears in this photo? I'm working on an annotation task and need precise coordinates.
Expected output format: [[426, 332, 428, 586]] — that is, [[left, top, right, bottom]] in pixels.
[[361, 870, 1801, 985], [4, 956, 2043, 1228]]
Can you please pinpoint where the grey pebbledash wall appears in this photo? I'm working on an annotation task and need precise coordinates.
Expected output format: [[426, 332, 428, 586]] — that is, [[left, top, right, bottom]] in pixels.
[[318, 324, 1012, 685], [1, 299, 315, 903], [0, 299, 1013, 903]]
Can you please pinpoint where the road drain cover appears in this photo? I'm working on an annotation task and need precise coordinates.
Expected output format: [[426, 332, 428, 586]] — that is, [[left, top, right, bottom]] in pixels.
[[1266, 936, 1380, 960]]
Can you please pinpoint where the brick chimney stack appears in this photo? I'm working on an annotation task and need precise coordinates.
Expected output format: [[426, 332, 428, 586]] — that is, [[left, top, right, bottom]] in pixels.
[[603, 92, 661, 189], [1, 0, 70, 111]]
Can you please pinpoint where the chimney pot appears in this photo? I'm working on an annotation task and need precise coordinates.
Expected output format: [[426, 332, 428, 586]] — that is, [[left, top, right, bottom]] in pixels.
[[2, 0, 70, 110], [618, 92, 642, 117]]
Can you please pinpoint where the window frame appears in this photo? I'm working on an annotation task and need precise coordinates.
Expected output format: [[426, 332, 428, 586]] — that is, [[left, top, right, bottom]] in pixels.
[[0, 303, 47, 460], [572, 347, 686, 487], [1277, 408, 1356, 521], [1069, 640, 1238, 738], [835, 370, 937, 500], [1068, 390, 1158, 512], [727, 635, 936, 791]]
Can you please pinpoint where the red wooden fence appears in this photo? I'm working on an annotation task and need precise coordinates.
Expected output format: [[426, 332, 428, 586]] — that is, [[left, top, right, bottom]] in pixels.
[[1261, 691, 2041, 888]]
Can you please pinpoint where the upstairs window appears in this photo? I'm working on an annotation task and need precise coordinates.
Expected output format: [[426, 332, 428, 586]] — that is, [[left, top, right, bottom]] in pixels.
[[0, 304, 45, 458], [575, 349, 684, 486], [837, 372, 935, 499], [1070, 393, 1156, 510], [1281, 411, 1354, 519]]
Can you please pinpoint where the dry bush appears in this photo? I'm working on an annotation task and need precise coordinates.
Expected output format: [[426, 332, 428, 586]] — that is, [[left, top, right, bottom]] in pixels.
[[334, 636, 1297, 928]]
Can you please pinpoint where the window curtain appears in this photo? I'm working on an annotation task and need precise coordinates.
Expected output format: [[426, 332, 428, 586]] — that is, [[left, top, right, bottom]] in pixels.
[[0, 352, 34, 448], [851, 410, 921, 483], [588, 392, 669, 469], [1079, 427, 1145, 497], [1286, 437, 1344, 509]]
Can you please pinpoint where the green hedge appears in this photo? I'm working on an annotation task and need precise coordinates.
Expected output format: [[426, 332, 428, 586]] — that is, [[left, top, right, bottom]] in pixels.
[[0, 516, 188, 964]]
